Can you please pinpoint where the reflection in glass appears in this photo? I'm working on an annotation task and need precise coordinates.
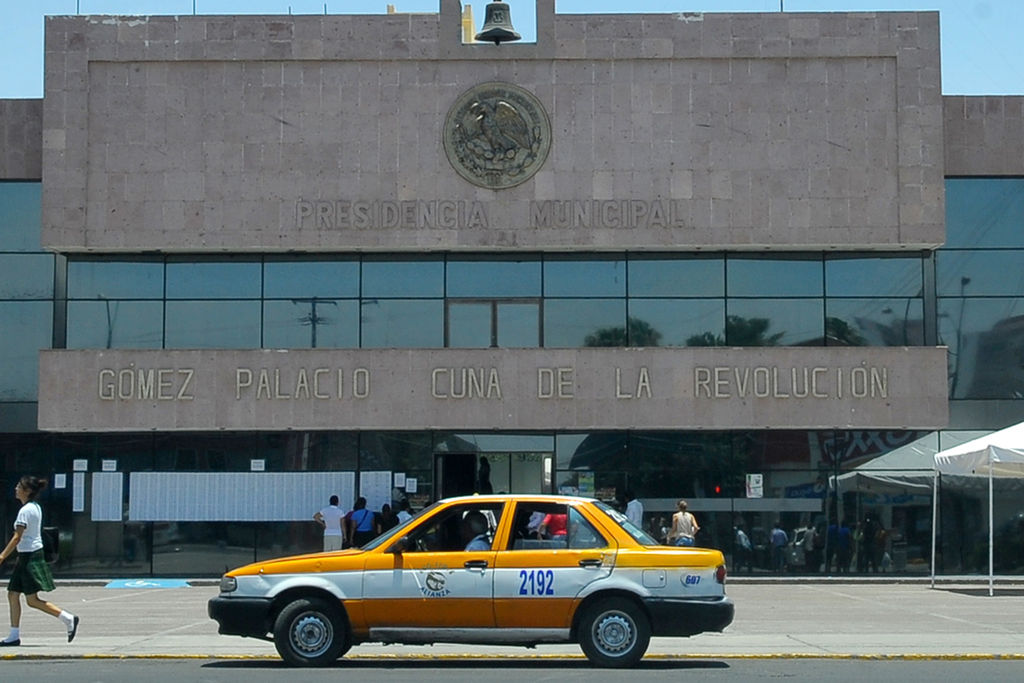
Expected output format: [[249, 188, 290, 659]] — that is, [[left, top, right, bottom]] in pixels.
[[628, 257, 724, 296], [726, 299, 823, 346], [447, 260, 541, 297], [939, 297, 1024, 399], [263, 299, 358, 348], [67, 301, 164, 349], [544, 299, 626, 347], [264, 260, 359, 298], [497, 303, 540, 347], [152, 523, 256, 576], [0, 182, 42, 251], [629, 299, 725, 347], [166, 261, 261, 299], [0, 254, 53, 298], [448, 302, 492, 347], [946, 178, 1024, 248], [825, 298, 924, 346], [825, 257, 922, 297], [67, 260, 164, 299], [363, 260, 444, 297], [165, 301, 261, 348], [361, 299, 443, 347], [544, 259, 625, 297], [937, 250, 1024, 297], [0, 301, 52, 401], [727, 257, 823, 297]]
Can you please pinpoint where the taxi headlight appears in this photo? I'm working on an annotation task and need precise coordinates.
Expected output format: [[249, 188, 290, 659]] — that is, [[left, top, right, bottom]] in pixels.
[[219, 575, 237, 593]]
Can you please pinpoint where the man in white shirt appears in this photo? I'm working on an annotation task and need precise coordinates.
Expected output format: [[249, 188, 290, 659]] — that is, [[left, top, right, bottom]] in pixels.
[[396, 500, 413, 524], [313, 495, 346, 551], [625, 491, 644, 528]]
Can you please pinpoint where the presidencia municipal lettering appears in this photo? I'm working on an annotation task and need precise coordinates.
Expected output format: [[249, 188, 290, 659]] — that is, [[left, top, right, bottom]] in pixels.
[[38, 348, 948, 432]]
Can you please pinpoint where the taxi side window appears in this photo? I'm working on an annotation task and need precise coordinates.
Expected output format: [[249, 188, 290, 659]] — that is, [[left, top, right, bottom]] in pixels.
[[404, 503, 502, 552], [507, 504, 605, 550], [566, 507, 607, 549]]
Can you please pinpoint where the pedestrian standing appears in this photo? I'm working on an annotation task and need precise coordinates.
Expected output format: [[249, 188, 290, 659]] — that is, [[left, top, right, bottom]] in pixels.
[[625, 491, 644, 528], [313, 495, 346, 552], [667, 499, 699, 547], [769, 521, 789, 572], [345, 497, 378, 548], [396, 500, 413, 524], [0, 476, 79, 646]]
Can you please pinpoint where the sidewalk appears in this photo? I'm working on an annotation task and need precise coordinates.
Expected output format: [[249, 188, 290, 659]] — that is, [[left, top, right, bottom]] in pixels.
[[2, 578, 1023, 660]]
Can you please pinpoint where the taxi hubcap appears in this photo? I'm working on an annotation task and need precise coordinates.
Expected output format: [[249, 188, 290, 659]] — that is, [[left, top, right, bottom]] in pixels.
[[291, 613, 333, 656], [592, 611, 635, 655]]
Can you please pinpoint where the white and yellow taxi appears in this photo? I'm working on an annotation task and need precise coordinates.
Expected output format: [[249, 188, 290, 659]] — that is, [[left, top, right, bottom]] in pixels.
[[208, 494, 734, 667]]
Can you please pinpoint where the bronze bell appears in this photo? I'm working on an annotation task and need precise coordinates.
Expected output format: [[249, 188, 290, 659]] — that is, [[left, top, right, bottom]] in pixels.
[[475, 1, 521, 45]]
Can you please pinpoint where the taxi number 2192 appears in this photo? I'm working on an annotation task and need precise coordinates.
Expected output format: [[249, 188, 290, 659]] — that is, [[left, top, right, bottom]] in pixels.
[[518, 569, 555, 595]]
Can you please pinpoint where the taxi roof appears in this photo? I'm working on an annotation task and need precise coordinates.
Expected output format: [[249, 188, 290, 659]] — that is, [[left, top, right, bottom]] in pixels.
[[433, 493, 602, 506]]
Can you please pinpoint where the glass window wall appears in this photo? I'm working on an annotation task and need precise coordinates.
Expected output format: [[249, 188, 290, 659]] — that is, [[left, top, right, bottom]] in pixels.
[[727, 256, 823, 297], [165, 300, 262, 348], [67, 300, 164, 349], [447, 259, 541, 298], [263, 259, 359, 298], [544, 258, 625, 297], [0, 301, 52, 400], [360, 299, 444, 347], [945, 178, 1024, 248], [0, 182, 42, 251], [263, 299, 359, 348], [628, 256, 724, 297], [0, 253, 53, 299], [544, 298, 626, 347], [57, 253, 940, 352], [67, 260, 164, 300], [166, 260, 261, 299]]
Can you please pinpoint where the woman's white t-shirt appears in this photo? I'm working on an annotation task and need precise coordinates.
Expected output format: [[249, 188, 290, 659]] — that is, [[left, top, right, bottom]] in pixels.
[[15, 501, 44, 553]]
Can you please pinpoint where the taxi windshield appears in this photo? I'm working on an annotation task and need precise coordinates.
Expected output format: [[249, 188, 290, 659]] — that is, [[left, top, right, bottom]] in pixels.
[[595, 501, 660, 546]]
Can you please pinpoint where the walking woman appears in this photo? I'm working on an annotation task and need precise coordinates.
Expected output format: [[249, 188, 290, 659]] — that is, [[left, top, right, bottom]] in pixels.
[[0, 476, 79, 646]]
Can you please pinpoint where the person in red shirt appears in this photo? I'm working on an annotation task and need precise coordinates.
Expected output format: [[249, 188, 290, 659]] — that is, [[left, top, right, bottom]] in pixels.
[[537, 512, 567, 539]]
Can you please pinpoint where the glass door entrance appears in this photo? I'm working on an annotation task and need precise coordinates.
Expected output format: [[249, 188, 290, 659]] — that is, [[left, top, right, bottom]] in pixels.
[[434, 451, 553, 500]]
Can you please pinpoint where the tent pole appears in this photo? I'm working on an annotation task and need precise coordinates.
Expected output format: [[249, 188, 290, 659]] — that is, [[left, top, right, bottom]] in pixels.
[[930, 470, 938, 589], [989, 448, 994, 597]]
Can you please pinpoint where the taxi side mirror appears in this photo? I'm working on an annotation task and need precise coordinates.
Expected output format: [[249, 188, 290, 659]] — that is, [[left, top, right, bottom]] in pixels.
[[389, 535, 411, 554]]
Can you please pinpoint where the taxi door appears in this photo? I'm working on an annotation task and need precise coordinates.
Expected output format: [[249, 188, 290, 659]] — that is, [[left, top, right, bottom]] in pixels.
[[492, 503, 615, 630], [361, 504, 499, 628]]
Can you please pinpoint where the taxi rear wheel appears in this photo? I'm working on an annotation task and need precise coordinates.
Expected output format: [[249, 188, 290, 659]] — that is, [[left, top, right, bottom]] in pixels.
[[273, 597, 350, 667], [578, 597, 651, 668]]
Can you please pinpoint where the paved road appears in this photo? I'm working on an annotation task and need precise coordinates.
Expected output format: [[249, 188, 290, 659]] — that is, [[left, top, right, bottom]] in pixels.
[[1, 578, 1022, 660]]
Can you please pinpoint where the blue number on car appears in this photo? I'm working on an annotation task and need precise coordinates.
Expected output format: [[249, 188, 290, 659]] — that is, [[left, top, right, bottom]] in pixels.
[[519, 569, 555, 595], [684, 574, 701, 585]]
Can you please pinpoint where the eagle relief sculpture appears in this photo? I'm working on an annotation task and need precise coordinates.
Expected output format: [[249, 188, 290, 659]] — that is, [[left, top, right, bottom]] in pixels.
[[444, 82, 552, 189]]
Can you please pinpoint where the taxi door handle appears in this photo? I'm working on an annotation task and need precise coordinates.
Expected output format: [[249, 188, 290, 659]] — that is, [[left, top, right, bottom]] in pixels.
[[578, 558, 603, 568], [464, 560, 489, 569]]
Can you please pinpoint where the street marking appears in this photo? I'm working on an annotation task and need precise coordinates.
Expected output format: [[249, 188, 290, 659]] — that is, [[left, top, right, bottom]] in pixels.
[[105, 579, 191, 589]]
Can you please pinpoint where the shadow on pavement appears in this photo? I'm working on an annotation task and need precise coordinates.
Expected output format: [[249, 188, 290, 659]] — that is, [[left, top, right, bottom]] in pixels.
[[202, 658, 732, 671], [938, 588, 1024, 597]]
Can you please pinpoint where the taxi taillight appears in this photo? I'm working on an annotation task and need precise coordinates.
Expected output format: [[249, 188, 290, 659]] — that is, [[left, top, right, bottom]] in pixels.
[[715, 564, 727, 584]]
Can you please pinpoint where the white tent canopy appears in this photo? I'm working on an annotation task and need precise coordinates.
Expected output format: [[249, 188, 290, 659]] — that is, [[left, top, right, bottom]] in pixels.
[[934, 421, 1024, 477], [831, 434, 937, 494], [931, 421, 1024, 595]]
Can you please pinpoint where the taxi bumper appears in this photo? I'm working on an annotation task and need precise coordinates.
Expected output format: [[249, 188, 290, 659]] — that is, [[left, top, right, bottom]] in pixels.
[[208, 596, 273, 639], [643, 596, 735, 636]]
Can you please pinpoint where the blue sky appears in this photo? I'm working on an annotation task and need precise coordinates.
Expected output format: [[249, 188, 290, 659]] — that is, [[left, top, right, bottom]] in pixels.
[[2, 1, 1021, 97]]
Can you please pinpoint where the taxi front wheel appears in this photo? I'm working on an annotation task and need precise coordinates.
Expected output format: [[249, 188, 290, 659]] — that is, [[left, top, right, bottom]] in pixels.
[[273, 597, 350, 667], [578, 597, 651, 668]]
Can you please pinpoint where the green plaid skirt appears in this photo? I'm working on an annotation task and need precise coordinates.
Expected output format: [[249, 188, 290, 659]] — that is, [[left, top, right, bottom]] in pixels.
[[8, 549, 55, 594]]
